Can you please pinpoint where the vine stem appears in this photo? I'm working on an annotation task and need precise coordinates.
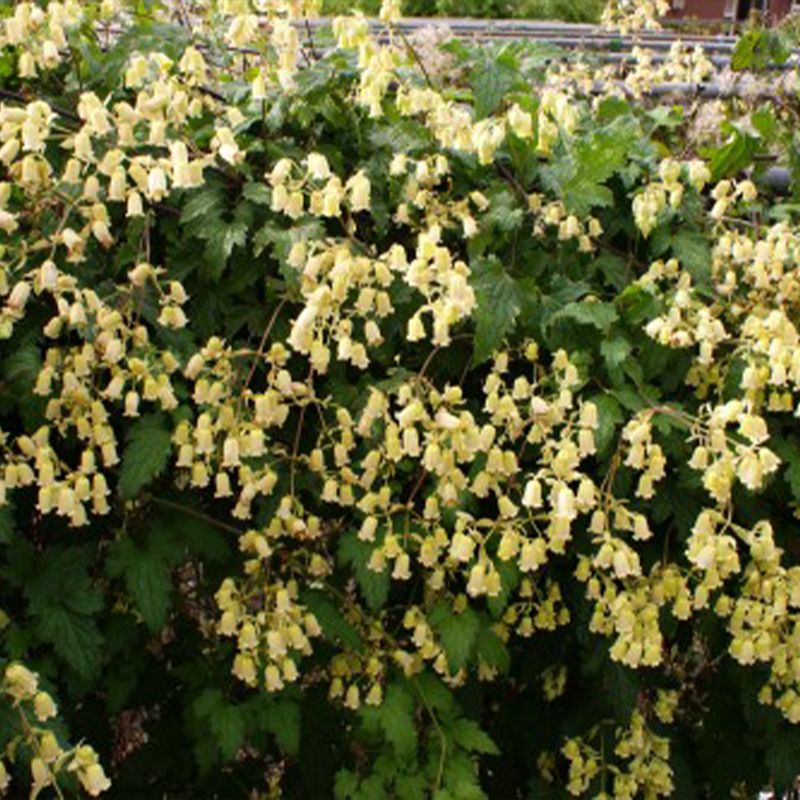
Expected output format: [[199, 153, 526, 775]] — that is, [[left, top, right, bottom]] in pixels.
[[145, 495, 245, 536], [240, 297, 289, 398], [0, 88, 80, 125], [412, 678, 447, 792], [399, 27, 434, 90], [416, 334, 473, 382], [16, 705, 65, 800], [290, 402, 308, 501]]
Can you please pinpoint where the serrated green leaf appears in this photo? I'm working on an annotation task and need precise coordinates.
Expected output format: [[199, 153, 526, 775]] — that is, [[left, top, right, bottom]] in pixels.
[[471, 59, 516, 119], [474, 625, 510, 674], [709, 131, 756, 182], [594, 253, 629, 291], [242, 182, 272, 205], [603, 660, 639, 721], [429, 603, 480, 673], [203, 217, 249, 280], [106, 525, 183, 632], [369, 119, 431, 153], [337, 532, 390, 612], [471, 256, 529, 364], [671, 230, 711, 285], [33, 606, 104, 679], [616, 282, 660, 325], [215, 705, 245, 762], [362, 683, 417, 761], [549, 300, 618, 333], [3, 344, 42, 395], [26, 546, 103, 616], [395, 772, 427, 800], [772, 438, 800, 504], [0, 504, 14, 545], [450, 718, 500, 756], [335, 769, 360, 800], [766, 728, 800, 793], [193, 690, 245, 763], [301, 589, 362, 650], [601, 336, 632, 371], [482, 192, 524, 233], [262, 700, 301, 755], [541, 116, 640, 215], [119, 414, 172, 499], [193, 688, 224, 719], [180, 187, 225, 224], [590, 393, 624, 457]]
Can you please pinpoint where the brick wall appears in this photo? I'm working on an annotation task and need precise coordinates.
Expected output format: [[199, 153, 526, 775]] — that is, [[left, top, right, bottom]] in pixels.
[[666, 0, 794, 21]]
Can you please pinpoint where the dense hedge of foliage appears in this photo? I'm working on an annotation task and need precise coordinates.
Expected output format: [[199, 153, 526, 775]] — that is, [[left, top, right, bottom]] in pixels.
[[4, 1, 800, 798], [320, 0, 603, 23]]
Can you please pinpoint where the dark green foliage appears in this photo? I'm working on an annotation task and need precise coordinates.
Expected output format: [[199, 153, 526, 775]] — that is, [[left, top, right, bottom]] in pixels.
[[2, 7, 800, 800]]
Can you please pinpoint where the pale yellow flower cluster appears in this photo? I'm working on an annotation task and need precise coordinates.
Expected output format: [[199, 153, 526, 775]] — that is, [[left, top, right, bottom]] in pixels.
[[5, 5, 800, 796], [632, 176, 800, 720], [602, 0, 671, 34], [561, 710, 673, 798], [1, 662, 110, 798], [217, 575, 322, 691], [0, 262, 188, 527], [540, 663, 568, 701], [0, 2, 86, 80], [632, 160, 711, 238]]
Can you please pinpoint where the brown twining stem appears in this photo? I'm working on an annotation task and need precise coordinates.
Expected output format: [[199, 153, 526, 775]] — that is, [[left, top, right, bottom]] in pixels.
[[146, 494, 245, 536], [240, 296, 289, 397], [0, 88, 80, 124]]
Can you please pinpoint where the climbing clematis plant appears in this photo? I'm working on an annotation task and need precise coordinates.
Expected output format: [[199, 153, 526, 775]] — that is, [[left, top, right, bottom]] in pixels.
[[2, 0, 800, 797]]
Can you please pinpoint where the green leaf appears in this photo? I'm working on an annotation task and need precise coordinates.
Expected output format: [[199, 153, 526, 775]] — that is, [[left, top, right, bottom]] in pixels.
[[119, 414, 173, 499], [731, 29, 790, 72], [590, 393, 624, 457], [471, 58, 516, 119], [242, 182, 272, 205], [773, 438, 800, 503], [369, 119, 432, 153], [262, 700, 301, 755], [180, 186, 225, 224], [603, 660, 639, 721], [766, 728, 800, 793], [601, 336, 632, 373], [616, 282, 660, 325], [0, 504, 14, 545], [594, 253, 629, 291], [203, 216, 249, 280], [671, 230, 711, 285], [106, 524, 183, 632], [541, 116, 640, 215], [708, 131, 756, 182], [337, 532, 390, 612], [548, 300, 618, 333], [481, 191, 524, 233], [429, 603, 480, 673], [395, 772, 427, 800], [362, 683, 417, 761], [471, 256, 529, 364], [25, 546, 104, 677], [26, 546, 103, 616], [450, 718, 500, 756], [301, 590, 362, 650], [3, 344, 42, 396], [474, 625, 510, 674], [335, 770, 360, 800], [33, 606, 104, 679], [193, 690, 246, 763]]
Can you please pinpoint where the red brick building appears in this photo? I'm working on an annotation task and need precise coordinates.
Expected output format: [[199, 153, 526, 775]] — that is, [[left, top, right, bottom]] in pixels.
[[665, 0, 795, 23]]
